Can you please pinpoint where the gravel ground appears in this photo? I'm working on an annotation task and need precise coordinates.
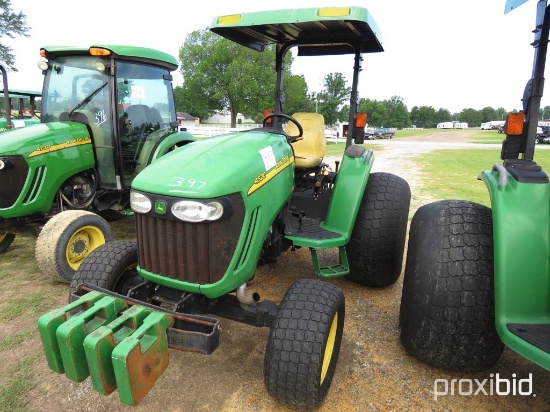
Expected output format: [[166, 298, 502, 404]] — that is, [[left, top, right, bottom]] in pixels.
[[26, 130, 550, 412]]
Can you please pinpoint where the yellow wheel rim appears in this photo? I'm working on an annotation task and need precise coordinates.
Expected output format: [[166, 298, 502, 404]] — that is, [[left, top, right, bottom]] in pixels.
[[65, 225, 106, 270], [0, 234, 6, 242], [320, 312, 338, 385]]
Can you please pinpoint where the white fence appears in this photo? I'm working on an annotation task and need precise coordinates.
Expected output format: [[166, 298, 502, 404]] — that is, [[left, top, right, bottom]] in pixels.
[[180, 124, 347, 141], [180, 124, 261, 137]]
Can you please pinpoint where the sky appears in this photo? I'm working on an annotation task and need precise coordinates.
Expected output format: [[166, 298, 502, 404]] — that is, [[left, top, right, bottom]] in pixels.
[[3, 0, 546, 114]]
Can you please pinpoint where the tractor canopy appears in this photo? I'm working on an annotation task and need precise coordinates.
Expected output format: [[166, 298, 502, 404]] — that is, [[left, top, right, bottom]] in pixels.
[[209, 6, 384, 55]]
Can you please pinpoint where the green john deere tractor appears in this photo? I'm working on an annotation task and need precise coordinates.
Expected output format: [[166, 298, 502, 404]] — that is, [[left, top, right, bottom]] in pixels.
[[400, 0, 550, 374], [38, 6, 411, 409], [0, 45, 195, 280], [0, 64, 41, 131]]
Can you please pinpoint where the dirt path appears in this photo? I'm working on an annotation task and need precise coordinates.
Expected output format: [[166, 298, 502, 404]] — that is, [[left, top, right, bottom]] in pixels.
[[22, 130, 550, 412]]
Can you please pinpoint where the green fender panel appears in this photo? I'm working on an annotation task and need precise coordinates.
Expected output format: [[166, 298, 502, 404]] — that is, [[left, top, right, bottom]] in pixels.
[[481, 167, 550, 370]]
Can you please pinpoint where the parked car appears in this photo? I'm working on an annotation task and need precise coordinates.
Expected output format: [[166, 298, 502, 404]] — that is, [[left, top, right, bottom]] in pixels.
[[535, 126, 550, 144], [364, 127, 375, 140], [374, 127, 395, 139]]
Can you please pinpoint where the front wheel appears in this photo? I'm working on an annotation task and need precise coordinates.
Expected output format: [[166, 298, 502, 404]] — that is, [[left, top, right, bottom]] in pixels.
[[399, 200, 504, 372], [346, 172, 411, 287], [264, 279, 345, 410], [70, 240, 142, 300], [0, 233, 15, 253], [36, 210, 113, 282]]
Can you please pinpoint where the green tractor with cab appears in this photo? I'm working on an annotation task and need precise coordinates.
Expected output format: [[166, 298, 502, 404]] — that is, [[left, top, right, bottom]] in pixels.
[[38, 6, 411, 409], [0, 44, 195, 280], [0, 63, 41, 131], [400, 0, 550, 375]]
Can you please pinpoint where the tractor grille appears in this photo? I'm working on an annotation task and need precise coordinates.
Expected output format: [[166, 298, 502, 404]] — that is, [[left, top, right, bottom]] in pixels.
[[136, 193, 245, 284], [0, 156, 29, 208]]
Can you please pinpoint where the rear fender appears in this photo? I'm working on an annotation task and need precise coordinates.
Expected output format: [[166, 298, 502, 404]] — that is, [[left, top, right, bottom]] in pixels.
[[149, 130, 196, 162], [321, 145, 373, 241], [480, 166, 550, 369], [133, 129, 195, 175]]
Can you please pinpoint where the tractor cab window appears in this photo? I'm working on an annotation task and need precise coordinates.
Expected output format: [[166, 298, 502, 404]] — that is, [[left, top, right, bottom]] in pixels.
[[115, 62, 176, 185], [41, 56, 111, 125], [41, 55, 117, 188]]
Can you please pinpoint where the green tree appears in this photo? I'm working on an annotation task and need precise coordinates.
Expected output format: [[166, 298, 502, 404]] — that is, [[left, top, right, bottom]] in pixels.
[[459, 108, 482, 127], [382, 95, 410, 129], [0, 1, 30, 71], [317, 72, 351, 125], [179, 30, 277, 127], [480, 106, 499, 123], [410, 105, 436, 128], [173, 83, 214, 121], [537, 106, 550, 121], [304, 91, 318, 114], [497, 107, 508, 121], [282, 74, 309, 119], [434, 108, 452, 125], [358, 98, 386, 127], [338, 103, 350, 124]]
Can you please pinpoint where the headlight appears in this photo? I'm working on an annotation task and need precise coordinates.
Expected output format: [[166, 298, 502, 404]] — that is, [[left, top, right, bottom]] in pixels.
[[172, 200, 224, 222], [0, 158, 14, 170], [130, 191, 152, 213]]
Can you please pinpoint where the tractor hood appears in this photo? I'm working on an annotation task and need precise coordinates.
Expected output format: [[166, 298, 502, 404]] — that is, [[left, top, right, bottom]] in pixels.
[[0, 120, 95, 219], [0, 122, 92, 158], [131, 129, 295, 199]]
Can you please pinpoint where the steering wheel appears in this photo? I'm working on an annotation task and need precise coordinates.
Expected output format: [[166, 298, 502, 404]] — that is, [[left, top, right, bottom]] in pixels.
[[263, 113, 303, 141]]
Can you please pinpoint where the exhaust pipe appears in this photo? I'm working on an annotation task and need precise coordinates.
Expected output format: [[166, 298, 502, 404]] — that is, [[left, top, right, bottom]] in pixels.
[[236, 282, 260, 305]]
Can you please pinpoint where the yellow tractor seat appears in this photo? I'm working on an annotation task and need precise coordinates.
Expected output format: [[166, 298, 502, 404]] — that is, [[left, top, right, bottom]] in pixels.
[[285, 112, 326, 168]]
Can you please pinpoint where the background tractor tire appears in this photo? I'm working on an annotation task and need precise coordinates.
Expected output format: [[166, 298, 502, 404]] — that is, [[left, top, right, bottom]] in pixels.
[[70, 240, 141, 300], [346, 172, 411, 287], [36, 210, 112, 282], [399, 200, 504, 372], [264, 279, 345, 410], [0, 233, 15, 253]]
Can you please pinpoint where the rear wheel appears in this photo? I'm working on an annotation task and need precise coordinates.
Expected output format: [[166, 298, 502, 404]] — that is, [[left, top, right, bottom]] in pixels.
[[399, 200, 504, 372], [70, 240, 141, 299], [0, 233, 15, 253], [346, 172, 410, 287], [264, 279, 345, 410], [36, 210, 112, 282]]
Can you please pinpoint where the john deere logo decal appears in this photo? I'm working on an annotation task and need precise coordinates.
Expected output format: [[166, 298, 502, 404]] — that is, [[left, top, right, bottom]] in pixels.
[[155, 201, 167, 214]]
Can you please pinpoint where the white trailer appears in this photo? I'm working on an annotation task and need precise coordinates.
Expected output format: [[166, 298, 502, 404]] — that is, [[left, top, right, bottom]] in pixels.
[[437, 121, 454, 129]]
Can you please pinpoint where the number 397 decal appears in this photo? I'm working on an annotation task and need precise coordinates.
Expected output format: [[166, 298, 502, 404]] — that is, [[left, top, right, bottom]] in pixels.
[[168, 177, 207, 193]]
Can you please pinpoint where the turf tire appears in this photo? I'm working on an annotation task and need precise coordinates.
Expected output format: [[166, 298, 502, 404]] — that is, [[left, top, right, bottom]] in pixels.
[[36, 210, 112, 282], [399, 200, 504, 372], [346, 172, 411, 287], [70, 240, 141, 300], [264, 279, 345, 410]]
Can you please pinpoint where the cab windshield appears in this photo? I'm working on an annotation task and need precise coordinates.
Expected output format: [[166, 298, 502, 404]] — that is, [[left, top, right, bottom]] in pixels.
[[41, 56, 109, 123]]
